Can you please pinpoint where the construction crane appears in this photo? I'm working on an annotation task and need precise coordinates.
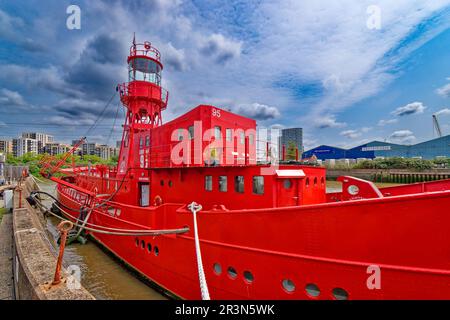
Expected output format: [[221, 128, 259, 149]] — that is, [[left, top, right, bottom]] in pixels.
[[433, 114, 443, 138], [39, 137, 86, 178]]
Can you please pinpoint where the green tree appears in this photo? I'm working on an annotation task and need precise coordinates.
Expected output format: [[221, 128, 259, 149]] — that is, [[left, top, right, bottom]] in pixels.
[[286, 141, 298, 160]]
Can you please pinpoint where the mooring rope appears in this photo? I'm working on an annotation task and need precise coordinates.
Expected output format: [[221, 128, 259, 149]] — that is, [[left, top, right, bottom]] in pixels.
[[31, 194, 189, 237], [187, 202, 210, 300]]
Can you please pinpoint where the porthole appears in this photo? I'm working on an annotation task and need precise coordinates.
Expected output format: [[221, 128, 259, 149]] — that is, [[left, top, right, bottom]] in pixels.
[[314, 177, 318, 186], [141, 240, 145, 249], [227, 267, 237, 279], [147, 243, 152, 253], [305, 283, 320, 298], [283, 179, 292, 189], [160, 180, 164, 186], [243, 271, 254, 283], [213, 263, 222, 275], [168, 180, 173, 187], [332, 288, 349, 300], [154, 246, 159, 256], [348, 185, 359, 196], [305, 178, 310, 187], [282, 279, 295, 293], [135, 238, 139, 247]]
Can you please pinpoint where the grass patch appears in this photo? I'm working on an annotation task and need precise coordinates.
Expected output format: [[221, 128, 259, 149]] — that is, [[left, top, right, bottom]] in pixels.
[[0, 207, 7, 222]]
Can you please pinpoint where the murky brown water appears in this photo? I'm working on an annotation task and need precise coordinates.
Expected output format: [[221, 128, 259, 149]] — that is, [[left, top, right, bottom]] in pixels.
[[37, 180, 165, 300]]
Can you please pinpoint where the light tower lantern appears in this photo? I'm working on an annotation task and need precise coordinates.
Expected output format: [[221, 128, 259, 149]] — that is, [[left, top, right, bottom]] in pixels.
[[117, 37, 169, 174], [118, 38, 169, 129]]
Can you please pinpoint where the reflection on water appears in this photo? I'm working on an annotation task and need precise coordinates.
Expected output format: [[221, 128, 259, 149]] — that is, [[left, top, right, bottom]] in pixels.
[[38, 180, 165, 300]]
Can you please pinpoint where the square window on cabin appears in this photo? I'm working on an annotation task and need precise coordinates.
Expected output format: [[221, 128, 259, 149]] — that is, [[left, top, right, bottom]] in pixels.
[[205, 176, 213, 191], [226, 129, 232, 142], [188, 126, 194, 140], [249, 134, 254, 145], [235, 176, 244, 193], [214, 126, 222, 139], [139, 137, 144, 148], [145, 135, 150, 147], [219, 176, 227, 192], [253, 176, 264, 195], [239, 132, 245, 144]]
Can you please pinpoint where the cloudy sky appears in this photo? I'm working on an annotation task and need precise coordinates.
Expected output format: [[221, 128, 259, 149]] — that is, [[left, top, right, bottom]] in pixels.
[[0, 0, 450, 149]]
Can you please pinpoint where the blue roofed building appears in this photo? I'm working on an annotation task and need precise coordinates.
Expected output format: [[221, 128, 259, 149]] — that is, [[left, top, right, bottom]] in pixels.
[[303, 135, 450, 160]]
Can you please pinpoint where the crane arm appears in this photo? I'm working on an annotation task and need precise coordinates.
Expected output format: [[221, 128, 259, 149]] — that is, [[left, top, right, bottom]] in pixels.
[[39, 137, 86, 178]]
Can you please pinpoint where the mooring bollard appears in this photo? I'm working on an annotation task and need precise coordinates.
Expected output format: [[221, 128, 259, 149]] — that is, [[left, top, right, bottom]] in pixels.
[[52, 220, 74, 285]]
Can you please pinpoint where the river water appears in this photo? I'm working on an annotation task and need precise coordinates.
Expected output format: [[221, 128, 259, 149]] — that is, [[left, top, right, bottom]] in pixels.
[[38, 180, 165, 300]]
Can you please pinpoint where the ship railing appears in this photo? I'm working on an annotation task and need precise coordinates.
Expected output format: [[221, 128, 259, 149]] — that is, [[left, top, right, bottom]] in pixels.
[[117, 82, 169, 107], [129, 43, 161, 63]]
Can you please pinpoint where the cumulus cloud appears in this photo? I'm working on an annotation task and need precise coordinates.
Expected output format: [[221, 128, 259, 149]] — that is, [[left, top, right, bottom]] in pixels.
[[378, 118, 398, 126], [314, 115, 346, 129], [392, 102, 426, 116], [436, 83, 450, 98], [161, 42, 188, 71], [200, 33, 242, 64], [233, 103, 280, 120], [0, 89, 27, 107], [340, 130, 361, 139], [389, 130, 416, 143], [434, 108, 450, 116]]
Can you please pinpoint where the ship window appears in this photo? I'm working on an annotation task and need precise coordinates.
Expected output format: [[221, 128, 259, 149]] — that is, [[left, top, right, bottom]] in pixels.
[[154, 246, 159, 256], [282, 279, 295, 293], [188, 125, 194, 140], [332, 288, 349, 300], [226, 129, 232, 142], [305, 284, 320, 298], [305, 178, 310, 187], [140, 240, 145, 249], [124, 131, 129, 147], [252, 176, 264, 194], [205, 176, 213, 191], [139, 137, 144, 148], [243, 271, 254, 284], [145, 135, 150, 147], [239, 132, 245, 144], [249, 134, 254, 145], [214, 126, 222, 139], [227, 267, 238, 279], [147, 243, 152, 253], [160, 180, 164, 186], [135, 238, 139, 247], [219, 176, 227, 192], [321, 177, 325, 185], [168, 180, 173, 187], [213, 263, 222, 275], [314, 177, 318, 186], [235, 176, 244, 193], [283, 179, 292, 189]]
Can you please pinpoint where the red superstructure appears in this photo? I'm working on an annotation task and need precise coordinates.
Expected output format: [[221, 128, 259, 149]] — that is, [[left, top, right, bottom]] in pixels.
[[52, 39, 450, 300]]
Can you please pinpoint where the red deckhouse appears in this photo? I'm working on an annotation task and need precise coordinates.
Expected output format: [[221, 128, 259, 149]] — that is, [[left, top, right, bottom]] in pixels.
[[50, 39, 450, 300]]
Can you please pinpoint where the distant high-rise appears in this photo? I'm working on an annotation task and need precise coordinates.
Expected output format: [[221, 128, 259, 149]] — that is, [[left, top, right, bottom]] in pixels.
[[22, 132, 54, 154], [0, 139, 12, 154], [279, 128, 303, 159], [12, 137, 38, 157]]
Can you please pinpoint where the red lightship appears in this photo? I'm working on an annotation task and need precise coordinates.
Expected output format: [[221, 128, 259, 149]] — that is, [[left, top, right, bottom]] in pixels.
[[47, 39, 450, 300]]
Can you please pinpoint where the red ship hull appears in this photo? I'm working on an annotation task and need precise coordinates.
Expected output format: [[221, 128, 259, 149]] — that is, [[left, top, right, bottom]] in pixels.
[[56, 178, 450, 300]]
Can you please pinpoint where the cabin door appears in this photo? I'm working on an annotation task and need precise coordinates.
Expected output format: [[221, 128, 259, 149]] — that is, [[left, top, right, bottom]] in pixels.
[[139, 183, 150, 207], [277, 178, 300, 207]]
